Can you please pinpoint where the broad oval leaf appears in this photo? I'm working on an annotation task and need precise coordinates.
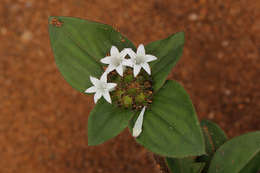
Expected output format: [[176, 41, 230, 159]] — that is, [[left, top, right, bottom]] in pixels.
[[129, 80, 205, 157], [145, 32, 185, 92], [208, 131, 260, 173], [48, 16, 135, 92], [88, 99, 133, 146]]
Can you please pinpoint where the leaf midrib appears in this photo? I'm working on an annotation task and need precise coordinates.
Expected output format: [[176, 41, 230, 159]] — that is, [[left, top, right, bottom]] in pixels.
[[61, 28, 103, 67]]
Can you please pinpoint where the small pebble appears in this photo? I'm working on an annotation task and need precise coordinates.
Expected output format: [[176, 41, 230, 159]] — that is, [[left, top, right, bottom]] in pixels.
[[217, 52, 224, 59], [224, 89, 231, 96], [208, 112, 215, 119], [221, 40, 229, 47], [1, 27, 7, 35], [21, 31, 33, 42], [188, 13, 198, 21]]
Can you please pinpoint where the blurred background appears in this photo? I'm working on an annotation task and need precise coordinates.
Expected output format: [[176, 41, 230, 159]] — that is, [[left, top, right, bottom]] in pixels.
[[0, 0, 260, 172]]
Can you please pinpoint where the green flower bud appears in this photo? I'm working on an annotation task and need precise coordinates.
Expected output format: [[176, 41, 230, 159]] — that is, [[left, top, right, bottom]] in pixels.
[[107, 67, 153, 111], [115, 90, 124, 99], [135, 92, 146, 104], [123, 96, 133, 108]]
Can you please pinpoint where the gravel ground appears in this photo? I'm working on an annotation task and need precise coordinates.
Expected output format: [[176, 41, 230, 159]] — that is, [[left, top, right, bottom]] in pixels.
[[0, 0, 260, 172]]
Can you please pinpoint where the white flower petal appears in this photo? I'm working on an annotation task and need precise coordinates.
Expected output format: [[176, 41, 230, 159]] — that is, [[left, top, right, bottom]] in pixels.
[[137, 44, 145, 55], [133, 64, 141, 77], [122, 65, 126, 72], [107, 83, 117, 91], [110, 46, 119, 56], [86, 69, 117, 104], [85, 86, 97, 93], [141, 63, 151, 75], [133, 106, 146, 137], [106, 64, 117, 73], [100, 72, 108, 82], [116, 65, 124, 76], [122, 59, 133, 67], [90, 76, 99, 86], [94, 92, 102, 103], [126, 48, 137, 60], [119, 48, 129, 58], [145, 55, 157, 62], [100, 56, 113, 64], [103, 91, 112, 104]]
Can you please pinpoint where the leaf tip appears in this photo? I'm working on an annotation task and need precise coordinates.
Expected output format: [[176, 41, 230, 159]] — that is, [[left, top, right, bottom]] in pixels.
[[87, 134, 100, 146], [179, 31, 185, 37], [176, 31, 185, 44], [48, 16, 64, 28], [87, 141, 97, 146]]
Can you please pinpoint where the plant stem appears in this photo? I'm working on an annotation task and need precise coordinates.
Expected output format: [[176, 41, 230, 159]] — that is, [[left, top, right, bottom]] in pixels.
[[153, 154, 170, 173]]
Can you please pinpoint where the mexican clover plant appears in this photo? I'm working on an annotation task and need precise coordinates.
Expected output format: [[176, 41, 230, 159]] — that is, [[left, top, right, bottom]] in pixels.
[[49, 16, 260, 173]]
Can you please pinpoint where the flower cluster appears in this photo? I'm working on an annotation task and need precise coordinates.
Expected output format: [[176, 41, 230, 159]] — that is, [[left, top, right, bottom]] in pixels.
[[85, 44, 157, 137]]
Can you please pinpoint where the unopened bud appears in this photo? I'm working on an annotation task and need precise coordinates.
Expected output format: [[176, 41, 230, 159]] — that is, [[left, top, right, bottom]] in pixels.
[[123, 96, 133, 108], [136, 92, 146, 104]]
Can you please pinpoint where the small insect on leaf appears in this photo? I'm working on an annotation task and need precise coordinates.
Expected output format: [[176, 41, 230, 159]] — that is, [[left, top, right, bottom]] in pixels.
[[50, 18, 63, 27]]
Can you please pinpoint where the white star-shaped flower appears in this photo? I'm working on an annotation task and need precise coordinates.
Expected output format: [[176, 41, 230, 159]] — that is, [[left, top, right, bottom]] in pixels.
[[133, 106, 146, 138], [100, 46, 128, 76], [85, 72, 117, 104], [123, 44, 157, 77]]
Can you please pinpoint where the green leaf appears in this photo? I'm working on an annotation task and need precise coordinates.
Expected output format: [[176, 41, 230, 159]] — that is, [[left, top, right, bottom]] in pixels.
[[88, 99, 133, 145], [145, 32, 185, 92], [166, 157, 194, 173], [201, 120, 228, 155], [239, 153, 260, 173], [129, 80, 205, 157], [208, 131, 260, 173], [167, 121, 227, 173], [48, 16, 135, 92], [166, 157, 205, 173], [191, 163, 206, 173], [196, 120, 228, 172]]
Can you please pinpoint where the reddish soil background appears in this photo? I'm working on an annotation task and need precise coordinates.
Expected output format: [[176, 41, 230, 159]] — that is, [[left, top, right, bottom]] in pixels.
[[0, 0, 260, 172]]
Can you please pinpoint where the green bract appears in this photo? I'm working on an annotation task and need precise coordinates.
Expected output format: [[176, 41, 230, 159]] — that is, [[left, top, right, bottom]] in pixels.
[[48, 16, 205, 157]]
